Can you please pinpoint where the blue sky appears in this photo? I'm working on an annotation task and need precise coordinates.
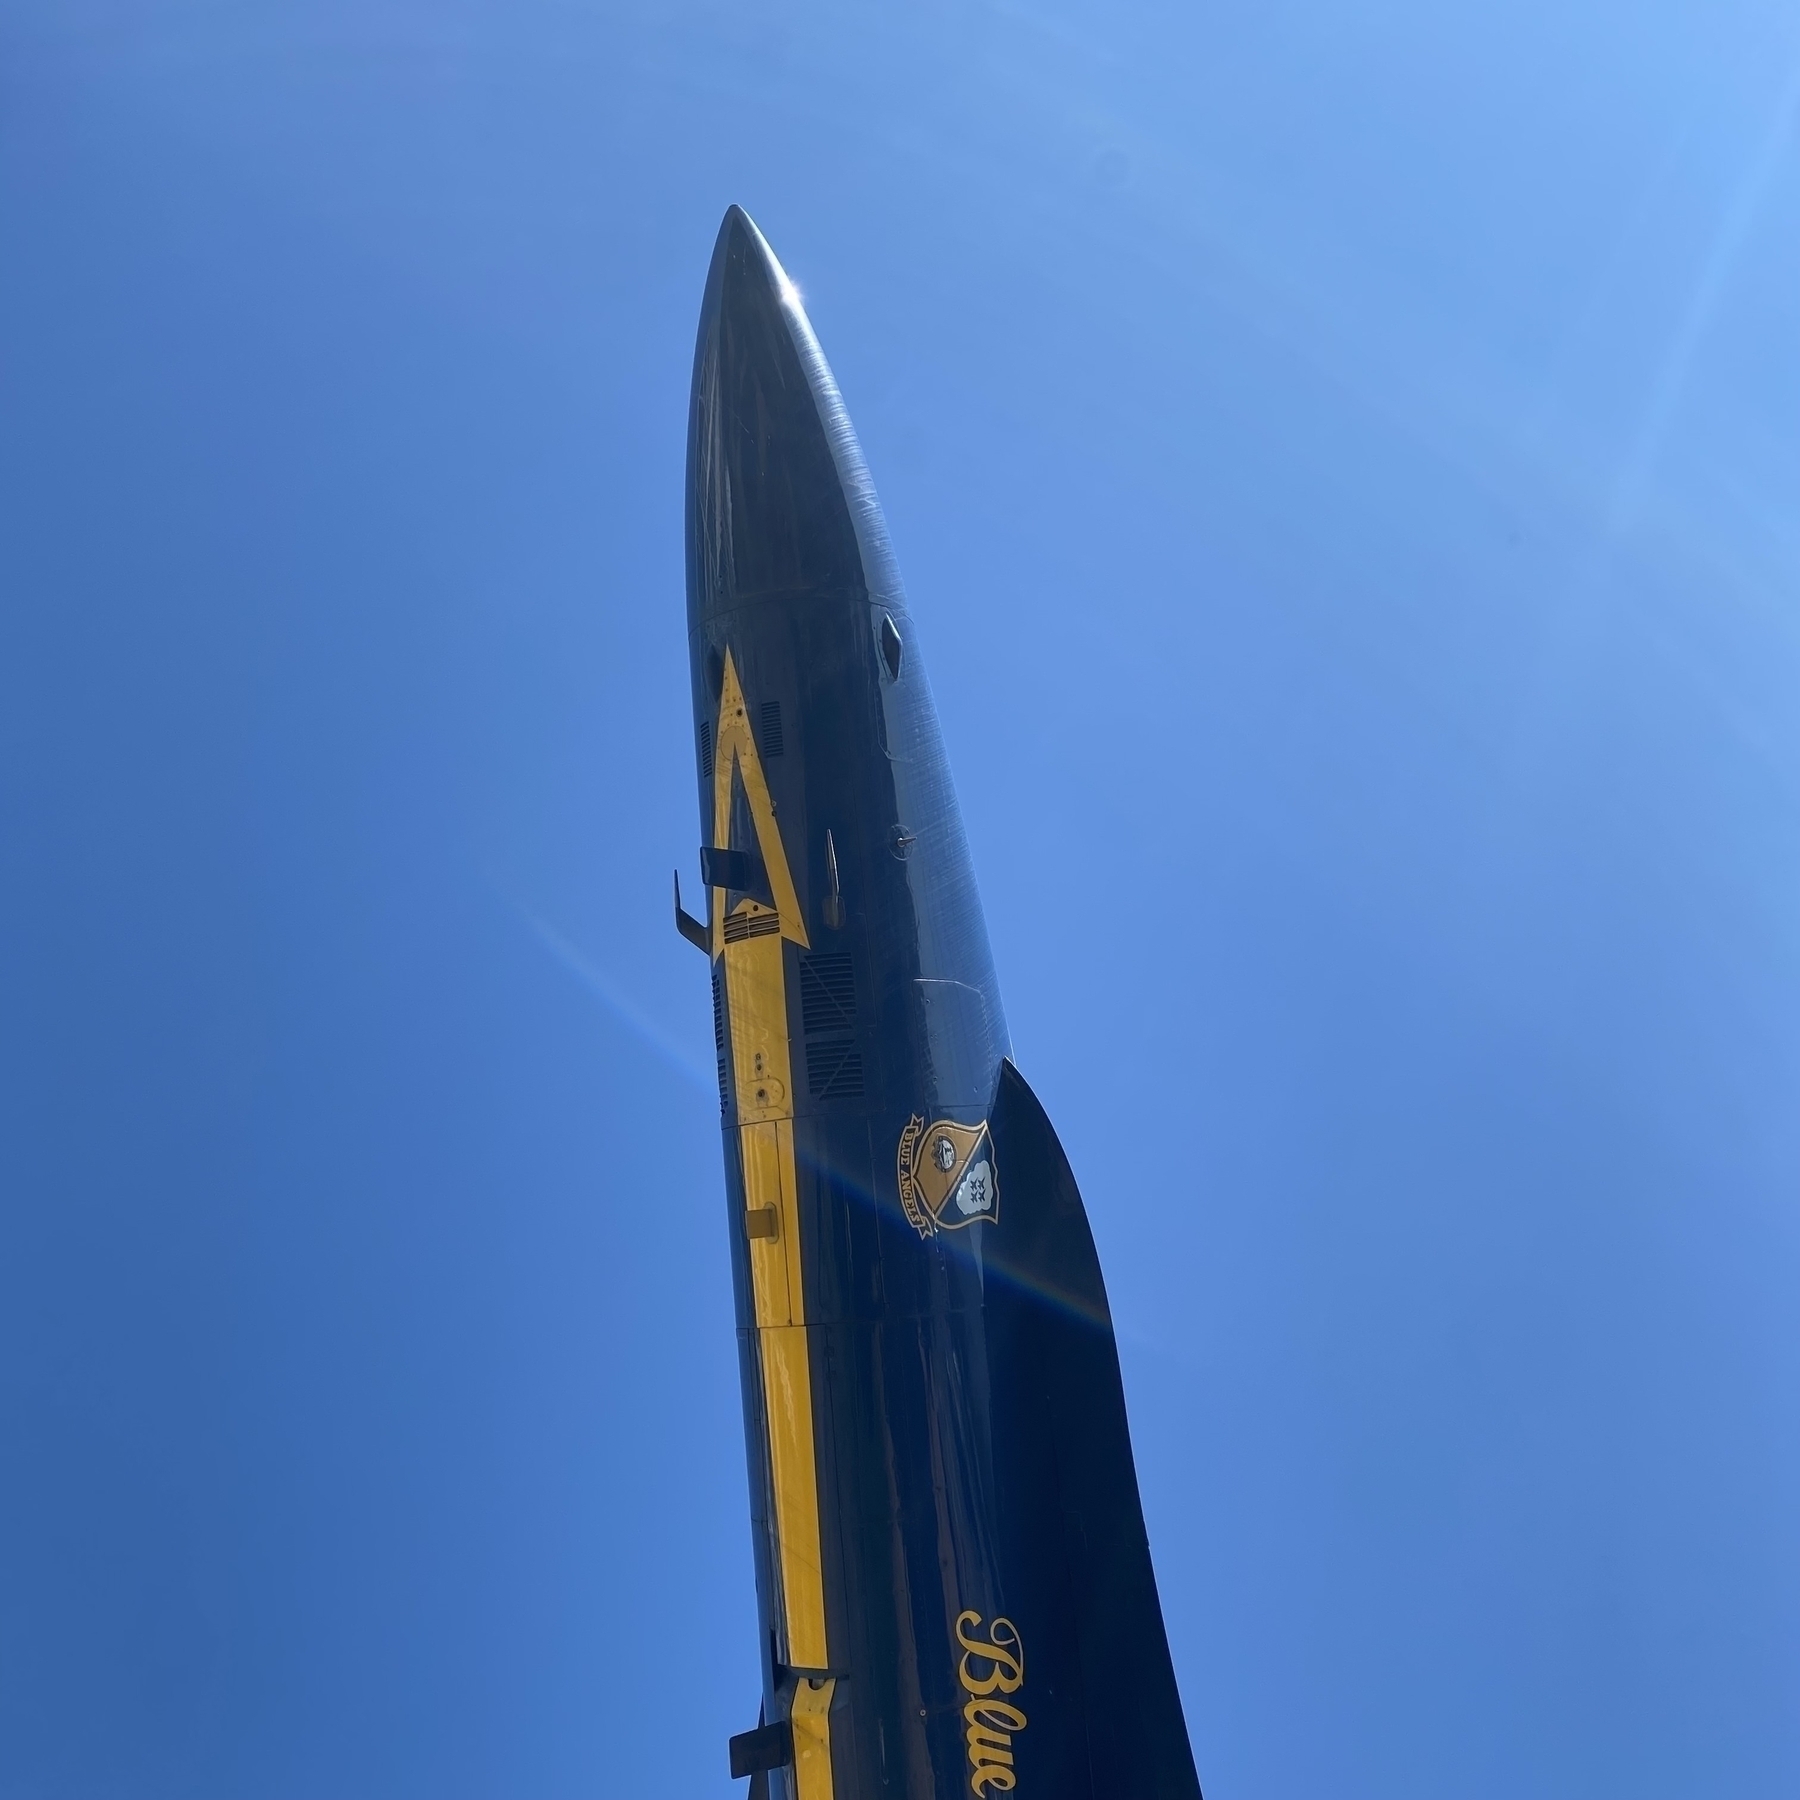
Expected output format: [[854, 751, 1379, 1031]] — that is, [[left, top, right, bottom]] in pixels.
[[3, 3, 1797, 1795]]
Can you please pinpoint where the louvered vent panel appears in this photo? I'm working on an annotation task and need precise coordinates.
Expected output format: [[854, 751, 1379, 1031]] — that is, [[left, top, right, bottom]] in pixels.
[[711, 970, 725, 1056], [724, 910, 781, 944], [699, 720, 713, 780], [806, 1040, 865, 1101], [717, 1059, 730, 1114], [759, 700, 784, 758], [799, 954, 856, 1035]]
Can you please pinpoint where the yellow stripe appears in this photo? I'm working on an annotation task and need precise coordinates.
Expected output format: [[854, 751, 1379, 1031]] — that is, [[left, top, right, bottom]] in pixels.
[[790, 1676, 837, 1800], [760, 1324, 829, 1671], [712, 647, 831, 1696], [740, 1122, 791, 1325]]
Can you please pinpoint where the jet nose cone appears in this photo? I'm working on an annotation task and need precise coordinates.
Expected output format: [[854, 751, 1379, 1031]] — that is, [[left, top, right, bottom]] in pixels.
[[713, 203, 786, 297], [686, 208, 876, 628]]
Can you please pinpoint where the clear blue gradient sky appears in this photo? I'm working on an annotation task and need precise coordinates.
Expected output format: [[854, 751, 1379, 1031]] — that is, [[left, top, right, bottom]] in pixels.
[[3, 4, 1797, 1796]]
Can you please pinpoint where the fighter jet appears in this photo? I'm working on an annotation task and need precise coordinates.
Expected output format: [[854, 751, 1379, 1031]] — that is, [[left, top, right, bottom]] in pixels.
[[677, 206, 1202, 1800]]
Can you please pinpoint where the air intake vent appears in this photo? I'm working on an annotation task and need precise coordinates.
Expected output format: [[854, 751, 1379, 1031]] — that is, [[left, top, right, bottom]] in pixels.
[[759, 700, 784, 759], [711, 969, 725, 1056], [799, 953, 856, 1035], [699, 720, 713, 780], [723, 910, 781, 944], [806, 1039, 864, 1101], [717, 1058, 730, 1114]]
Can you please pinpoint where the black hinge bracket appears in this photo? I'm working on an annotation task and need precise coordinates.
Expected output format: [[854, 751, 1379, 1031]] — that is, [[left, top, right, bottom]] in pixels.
[[729, 1718, 792, 1778], [674, 871, 709, 953]]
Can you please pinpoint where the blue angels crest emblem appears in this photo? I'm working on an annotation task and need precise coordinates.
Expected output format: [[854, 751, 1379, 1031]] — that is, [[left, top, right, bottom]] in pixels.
[[897, 1116, 998, 1237]]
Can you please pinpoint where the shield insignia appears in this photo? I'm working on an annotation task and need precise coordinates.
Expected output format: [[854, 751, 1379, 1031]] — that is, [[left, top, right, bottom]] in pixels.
[[897, 1115, 999, 1237]]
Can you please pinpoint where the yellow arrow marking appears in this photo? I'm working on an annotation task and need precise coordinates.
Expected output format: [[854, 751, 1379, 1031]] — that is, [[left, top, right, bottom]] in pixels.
[[711, 649, 809, 954], [710, 646, 830, 1685]]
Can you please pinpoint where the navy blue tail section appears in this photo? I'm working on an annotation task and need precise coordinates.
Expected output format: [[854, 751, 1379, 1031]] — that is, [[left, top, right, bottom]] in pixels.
[[985, 1059, 1203, 1800]]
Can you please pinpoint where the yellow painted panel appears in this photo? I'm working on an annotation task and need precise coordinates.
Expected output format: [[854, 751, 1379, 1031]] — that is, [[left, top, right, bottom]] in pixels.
[[762, 1324, 829, 1671], [726, 931, 792, 1126], [741, 1122, 791, 1326], [789, 1676, 837, 1800], [775, 1117, 807, 1325]]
